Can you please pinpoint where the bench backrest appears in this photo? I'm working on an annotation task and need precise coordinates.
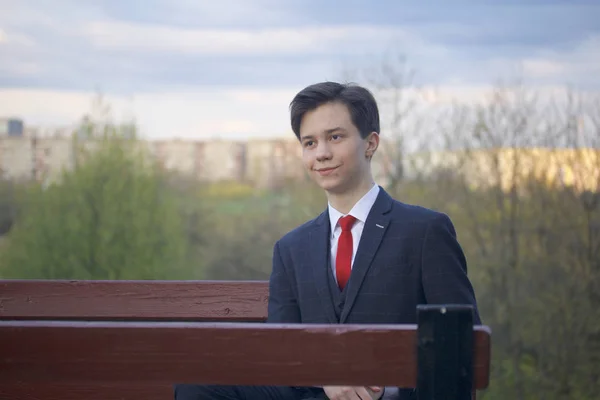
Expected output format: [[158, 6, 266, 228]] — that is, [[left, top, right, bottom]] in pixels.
[[0, 279, 491, 400], [0, 279, 269, 321]]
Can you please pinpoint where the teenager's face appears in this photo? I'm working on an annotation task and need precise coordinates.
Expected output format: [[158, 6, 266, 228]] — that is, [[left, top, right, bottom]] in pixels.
[[299, 101, 378, 195]]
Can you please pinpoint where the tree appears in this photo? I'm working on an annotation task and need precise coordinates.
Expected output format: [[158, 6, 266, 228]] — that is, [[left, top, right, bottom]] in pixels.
[[0, 177, 20, 237], [199, 179, 326, 280], [0, 111, 188, 280], [434, 83, 600, 400], [340, 49, 432, 194]]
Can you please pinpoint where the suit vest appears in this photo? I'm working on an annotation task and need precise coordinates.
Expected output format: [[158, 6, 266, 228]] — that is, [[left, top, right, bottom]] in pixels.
[[326, 253, 348, 322]]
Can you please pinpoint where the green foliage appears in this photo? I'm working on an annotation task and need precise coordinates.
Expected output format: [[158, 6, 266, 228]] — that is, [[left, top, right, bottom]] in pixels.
[[0, 121, 188, 280], [1, 87, 599, 399], [0, 177, 22, 237], [397, 172, 600, 400], [200, 180, 326, 280]]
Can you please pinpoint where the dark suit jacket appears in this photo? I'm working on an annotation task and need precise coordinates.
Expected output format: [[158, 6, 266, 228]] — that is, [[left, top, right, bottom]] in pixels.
[[267, 187, 481, 398]]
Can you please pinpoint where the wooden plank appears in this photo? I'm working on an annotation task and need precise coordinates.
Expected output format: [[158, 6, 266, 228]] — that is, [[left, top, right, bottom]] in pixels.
[[0, 279, 268, 321], [0, 321, 491, 389], [0, 383, 171, 400]]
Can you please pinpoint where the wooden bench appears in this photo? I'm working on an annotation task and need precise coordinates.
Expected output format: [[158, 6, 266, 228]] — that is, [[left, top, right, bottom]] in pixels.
[[0, 279, 491, 400]]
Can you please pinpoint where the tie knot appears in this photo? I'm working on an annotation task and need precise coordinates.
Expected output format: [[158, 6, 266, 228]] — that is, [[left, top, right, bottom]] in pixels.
[[339, 215, 357, 232]]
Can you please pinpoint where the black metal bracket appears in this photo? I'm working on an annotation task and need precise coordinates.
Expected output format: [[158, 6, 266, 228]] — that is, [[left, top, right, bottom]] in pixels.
[[417, 304, 474, 400]]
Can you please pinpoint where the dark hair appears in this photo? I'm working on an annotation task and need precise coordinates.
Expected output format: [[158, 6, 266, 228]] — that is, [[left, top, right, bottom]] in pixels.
[[289, 81, 380, 140]]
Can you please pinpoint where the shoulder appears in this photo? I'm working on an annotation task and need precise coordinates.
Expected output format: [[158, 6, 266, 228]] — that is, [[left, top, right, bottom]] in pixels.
[[386, 199, 460, 250], [389, 197, 455, 231], [377, 187, 451, 225]]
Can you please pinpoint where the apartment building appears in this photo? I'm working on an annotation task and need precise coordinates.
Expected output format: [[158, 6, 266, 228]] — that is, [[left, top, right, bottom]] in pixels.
[[0, 132, 309, 188], [1, 123, 597, 193]]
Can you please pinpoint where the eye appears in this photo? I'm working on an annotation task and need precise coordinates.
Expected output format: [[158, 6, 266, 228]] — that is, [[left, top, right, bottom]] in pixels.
[[304, 140, 315, 147], [331, 134, 341, 141]]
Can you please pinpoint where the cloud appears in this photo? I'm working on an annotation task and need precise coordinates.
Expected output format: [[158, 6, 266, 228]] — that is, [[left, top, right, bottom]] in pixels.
[[0, 31, 36, 47], [487, 34, 600, 89], [2, 83, 577, 141], [1, 0, 599, 141], [522, 59, 566, 77], [0, 87, 299, 139], [0, 60, 42, 78], [118, 0, 298, 28], [82, 20, 410, 57], [526, 34, 600, 78], [0, 84, 484, 141], [2, 1, 598, 91]]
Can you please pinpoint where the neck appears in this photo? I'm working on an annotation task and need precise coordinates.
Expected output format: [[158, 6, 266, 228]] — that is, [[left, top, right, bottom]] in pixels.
[[327, 176, 376, 214]]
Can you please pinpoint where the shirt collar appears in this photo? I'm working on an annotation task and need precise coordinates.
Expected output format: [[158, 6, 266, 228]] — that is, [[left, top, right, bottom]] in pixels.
[[328, 184, 380, 235]]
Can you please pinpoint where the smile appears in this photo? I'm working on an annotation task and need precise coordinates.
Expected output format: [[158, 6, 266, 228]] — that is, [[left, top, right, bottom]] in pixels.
[[315, 166, 339, 176]]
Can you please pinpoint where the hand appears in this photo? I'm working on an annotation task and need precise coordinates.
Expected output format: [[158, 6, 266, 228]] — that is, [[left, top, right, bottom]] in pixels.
[[323, 386, 383, 400]]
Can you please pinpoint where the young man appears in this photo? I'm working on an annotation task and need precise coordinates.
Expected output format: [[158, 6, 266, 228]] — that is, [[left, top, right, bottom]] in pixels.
[[175, 82, 481, 400]]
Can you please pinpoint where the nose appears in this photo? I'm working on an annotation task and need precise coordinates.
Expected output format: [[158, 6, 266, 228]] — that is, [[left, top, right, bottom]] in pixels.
[[315, 141, 333, 162]]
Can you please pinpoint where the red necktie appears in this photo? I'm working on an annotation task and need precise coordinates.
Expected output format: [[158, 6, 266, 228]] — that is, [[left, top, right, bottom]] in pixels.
[[336, 215, 356, 290]]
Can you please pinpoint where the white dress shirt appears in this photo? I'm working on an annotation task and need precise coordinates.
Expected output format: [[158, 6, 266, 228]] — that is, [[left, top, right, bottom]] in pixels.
[[328, 184, 380, 283], [327, 184, 399, 399]]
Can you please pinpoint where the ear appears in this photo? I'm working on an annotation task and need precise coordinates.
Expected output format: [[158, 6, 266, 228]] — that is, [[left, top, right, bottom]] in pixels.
[[364, 132, 379, 160]]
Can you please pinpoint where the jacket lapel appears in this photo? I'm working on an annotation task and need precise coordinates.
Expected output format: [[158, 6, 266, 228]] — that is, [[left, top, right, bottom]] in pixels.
[[340, 188, 393, 323], [309, 210, 338, 324]]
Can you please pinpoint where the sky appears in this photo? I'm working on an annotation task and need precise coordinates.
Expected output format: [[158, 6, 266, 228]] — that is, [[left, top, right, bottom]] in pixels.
[[0, 0, 599, 140]]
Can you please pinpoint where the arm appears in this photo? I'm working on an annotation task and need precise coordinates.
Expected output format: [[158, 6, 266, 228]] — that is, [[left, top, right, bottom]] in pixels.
[[267, 241, 382, 399], [421, 213, 481, 324], [266, 240, 301, 323]]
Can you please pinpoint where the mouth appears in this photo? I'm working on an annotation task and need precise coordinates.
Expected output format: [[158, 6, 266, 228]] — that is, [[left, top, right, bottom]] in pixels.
[[315, 166, 339, 176]]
